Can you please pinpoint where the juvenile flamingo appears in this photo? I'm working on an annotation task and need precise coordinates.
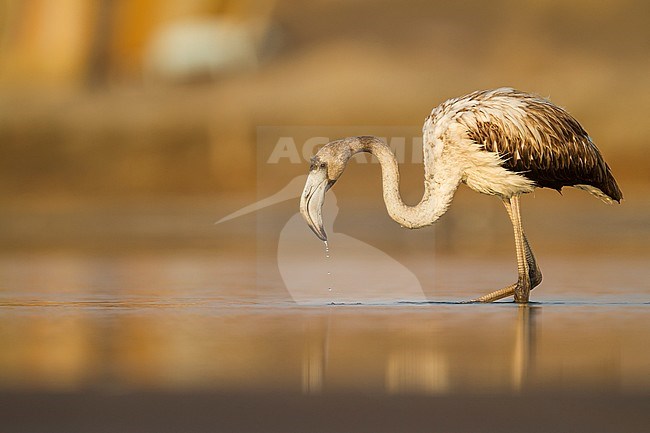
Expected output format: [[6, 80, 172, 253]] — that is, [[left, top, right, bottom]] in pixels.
[[300, 88, 622, 303]]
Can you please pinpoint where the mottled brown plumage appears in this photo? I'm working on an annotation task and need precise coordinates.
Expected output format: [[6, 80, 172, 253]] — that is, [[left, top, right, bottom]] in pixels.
[[462, 89, 622, 202]]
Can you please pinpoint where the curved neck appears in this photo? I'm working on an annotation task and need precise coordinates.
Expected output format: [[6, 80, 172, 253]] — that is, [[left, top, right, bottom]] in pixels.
[[349, 136, 458, 229]]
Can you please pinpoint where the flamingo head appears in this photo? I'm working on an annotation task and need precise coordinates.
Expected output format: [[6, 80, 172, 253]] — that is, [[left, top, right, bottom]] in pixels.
[[299, 140, 352, 241]]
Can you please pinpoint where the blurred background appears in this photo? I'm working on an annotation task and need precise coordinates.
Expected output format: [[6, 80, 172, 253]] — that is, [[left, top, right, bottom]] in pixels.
[[0, 0, 648, 253], [0, 1, 649, 430]]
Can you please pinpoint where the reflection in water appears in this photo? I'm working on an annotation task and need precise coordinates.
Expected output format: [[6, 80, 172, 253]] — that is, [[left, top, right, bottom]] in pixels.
[[299, 305, 540, 395], [0, 301, 648, 393], [385, 351, 449, 394], [512, 305, 538, 391], [302, 316, 329, 394], [0, 248, 648, 395]]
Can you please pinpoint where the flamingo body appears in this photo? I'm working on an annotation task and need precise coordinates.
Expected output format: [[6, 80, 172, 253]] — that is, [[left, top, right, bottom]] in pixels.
[[300, 88, 622, 303], [424, 88, 621, 202]]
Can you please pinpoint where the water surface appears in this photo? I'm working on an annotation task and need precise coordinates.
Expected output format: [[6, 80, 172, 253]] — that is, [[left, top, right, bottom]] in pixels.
[[1, 251, 648, 395]]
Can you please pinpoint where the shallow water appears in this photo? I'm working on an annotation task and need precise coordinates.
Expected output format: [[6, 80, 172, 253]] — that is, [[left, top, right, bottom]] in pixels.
[[0, 251, 648, 396], [0, 248, 648, 432]]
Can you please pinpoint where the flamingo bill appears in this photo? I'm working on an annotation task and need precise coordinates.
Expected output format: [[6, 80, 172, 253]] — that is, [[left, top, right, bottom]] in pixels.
[[299, 169, 330, 241]]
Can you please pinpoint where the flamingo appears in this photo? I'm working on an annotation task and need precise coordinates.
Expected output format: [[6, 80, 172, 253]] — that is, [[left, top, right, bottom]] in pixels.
[[299, 88, 622, 303]]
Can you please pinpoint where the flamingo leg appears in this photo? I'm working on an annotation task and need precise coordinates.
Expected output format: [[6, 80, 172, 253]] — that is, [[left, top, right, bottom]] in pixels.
[[470, 195, 542, 303]]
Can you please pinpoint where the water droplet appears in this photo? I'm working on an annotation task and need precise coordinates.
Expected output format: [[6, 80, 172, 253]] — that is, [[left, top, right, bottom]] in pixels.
[[323, 241, 334, 295]]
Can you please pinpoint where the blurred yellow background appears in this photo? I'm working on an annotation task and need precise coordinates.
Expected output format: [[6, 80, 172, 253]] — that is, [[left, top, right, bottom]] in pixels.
[[0, 0, 648, 200], [0, 0, 648, 256]]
